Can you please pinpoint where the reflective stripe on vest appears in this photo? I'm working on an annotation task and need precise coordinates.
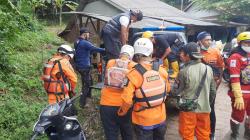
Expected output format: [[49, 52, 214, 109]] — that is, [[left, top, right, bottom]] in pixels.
[[230, 74, 240, 78], [133, 64, 166, 112], [242, 90, 250, 94]]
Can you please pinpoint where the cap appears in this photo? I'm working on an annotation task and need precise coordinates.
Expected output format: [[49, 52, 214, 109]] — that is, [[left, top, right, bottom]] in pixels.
[[130, 10, 143, 21], [80, 27, 90, 35], [197, 31, 211, 41], [183, 42, 203, 59]]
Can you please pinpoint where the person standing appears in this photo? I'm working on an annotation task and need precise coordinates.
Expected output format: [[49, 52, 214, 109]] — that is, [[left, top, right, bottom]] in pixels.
[[101, 10, 143, 60], [197, 31, 224, 140], [227, 32, 250, 140], [118, 38, 170, 140], [41, 45, 77, 104], [74, 27, 105, 108], [100, 45, 135, 140], [177, 42, 216, 140]]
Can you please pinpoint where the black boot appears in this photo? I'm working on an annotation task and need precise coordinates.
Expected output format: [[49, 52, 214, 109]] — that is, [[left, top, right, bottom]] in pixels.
[[79, 92, 87, 108], [230, 120, 240, 140], [244, 117, 250, 139]]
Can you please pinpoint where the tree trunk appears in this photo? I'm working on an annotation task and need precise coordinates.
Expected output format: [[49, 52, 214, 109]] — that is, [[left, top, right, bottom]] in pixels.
[[59, 7, 62, 26]]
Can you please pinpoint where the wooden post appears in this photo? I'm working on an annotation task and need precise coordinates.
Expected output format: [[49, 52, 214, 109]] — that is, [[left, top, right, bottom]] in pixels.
[[79, 14, 83, 28], [85, 17, 90, 27], [89, 18, 97, 33], [96, 19, 101, 63]]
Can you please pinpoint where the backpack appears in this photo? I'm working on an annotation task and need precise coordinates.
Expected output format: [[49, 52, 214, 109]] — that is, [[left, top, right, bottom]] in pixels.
[[133, 61, 167, 112], [41, 58, 69, 96], [104, 59, 129, 89]]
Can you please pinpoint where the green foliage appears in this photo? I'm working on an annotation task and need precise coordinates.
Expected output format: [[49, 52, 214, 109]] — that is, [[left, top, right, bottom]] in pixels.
[[0, 1, 66, 140], [160, 0, 190, 9], [0, 0, 42, 72], [54, 0, 78, 25], [192, 0, 250, 20], [0, 94, 46, 140], [0, 30, 63, 139]]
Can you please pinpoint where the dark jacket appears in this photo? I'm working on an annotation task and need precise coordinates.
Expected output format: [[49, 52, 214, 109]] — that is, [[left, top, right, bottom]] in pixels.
[[154, 33, 183, 58], [74, 38, 104, 69], [102, 13, 131, 37]]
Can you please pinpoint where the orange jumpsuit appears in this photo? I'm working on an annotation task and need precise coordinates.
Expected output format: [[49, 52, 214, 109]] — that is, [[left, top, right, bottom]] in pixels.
[[119, 63, 170, 126], [179, 112, 211, 140], [46, 54, 77, 104]]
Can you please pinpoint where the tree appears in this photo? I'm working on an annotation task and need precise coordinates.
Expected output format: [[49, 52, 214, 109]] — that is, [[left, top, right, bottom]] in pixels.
[[29, 0, 46, 18], [160, 0, 191, 10], [192, 0, 250, 22], [54, 0, 78, 26]]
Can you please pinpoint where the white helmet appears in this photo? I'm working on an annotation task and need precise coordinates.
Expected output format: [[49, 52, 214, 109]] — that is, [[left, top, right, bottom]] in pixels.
[[120, 45, 134, 59], [133, 38, 153, 56], [58, 44, 74, 59]]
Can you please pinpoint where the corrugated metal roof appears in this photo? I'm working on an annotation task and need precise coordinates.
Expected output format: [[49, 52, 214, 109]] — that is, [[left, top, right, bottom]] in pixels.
[[131, 17, 177, 28], [63, 0, 219, 26], [62, 11, 111, 21], [62, 11, 178, 28], [106, 0, 219, 26]]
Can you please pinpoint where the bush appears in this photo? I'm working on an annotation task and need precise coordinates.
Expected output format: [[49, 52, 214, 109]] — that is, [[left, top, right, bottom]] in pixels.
[[0, 94, 46, 140], [0, 29, 63, 140]]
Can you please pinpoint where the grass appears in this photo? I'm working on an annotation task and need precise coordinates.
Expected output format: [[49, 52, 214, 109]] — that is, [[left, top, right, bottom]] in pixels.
[[0, 28, 64, 140], [0, 25, 105, 140]]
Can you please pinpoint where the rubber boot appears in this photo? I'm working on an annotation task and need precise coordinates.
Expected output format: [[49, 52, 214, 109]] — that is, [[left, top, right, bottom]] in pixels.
[[169, 61, 179, 78], [163, 58, 169, 71], [244, 117, 250, 139], [230, 120, 240, 140]]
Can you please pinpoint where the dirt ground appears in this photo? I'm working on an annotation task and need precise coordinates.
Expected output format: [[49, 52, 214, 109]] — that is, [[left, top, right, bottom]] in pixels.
[[81, 81, 247, 140]]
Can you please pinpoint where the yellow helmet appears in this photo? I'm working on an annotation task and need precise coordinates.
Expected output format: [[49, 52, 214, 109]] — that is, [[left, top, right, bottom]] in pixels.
[[142, 31, 154, 39], [237, 32, 250, 43]]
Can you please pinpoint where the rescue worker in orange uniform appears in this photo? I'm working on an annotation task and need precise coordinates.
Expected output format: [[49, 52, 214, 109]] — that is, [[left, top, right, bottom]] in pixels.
[[100, 45, 135, 140], [118, 38, 171, 140], [41, 45, 77, 104], [197, 31, 224, 140], [227, 32, 250, 140], [177, 42, 216, 140]]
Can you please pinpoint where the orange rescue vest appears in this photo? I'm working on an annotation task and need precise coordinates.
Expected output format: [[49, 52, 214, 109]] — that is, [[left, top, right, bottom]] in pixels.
[[104, 59, 129, 89], [41, 58, 69, 96], [133, 63, 167, 112]]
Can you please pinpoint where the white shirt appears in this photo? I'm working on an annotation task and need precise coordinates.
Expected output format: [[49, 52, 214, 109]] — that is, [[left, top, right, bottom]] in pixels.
[[119, 16, 130, 27]]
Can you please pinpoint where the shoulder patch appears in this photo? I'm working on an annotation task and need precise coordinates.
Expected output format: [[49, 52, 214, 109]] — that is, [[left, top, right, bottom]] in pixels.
[[230, 60, 237, 67]]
